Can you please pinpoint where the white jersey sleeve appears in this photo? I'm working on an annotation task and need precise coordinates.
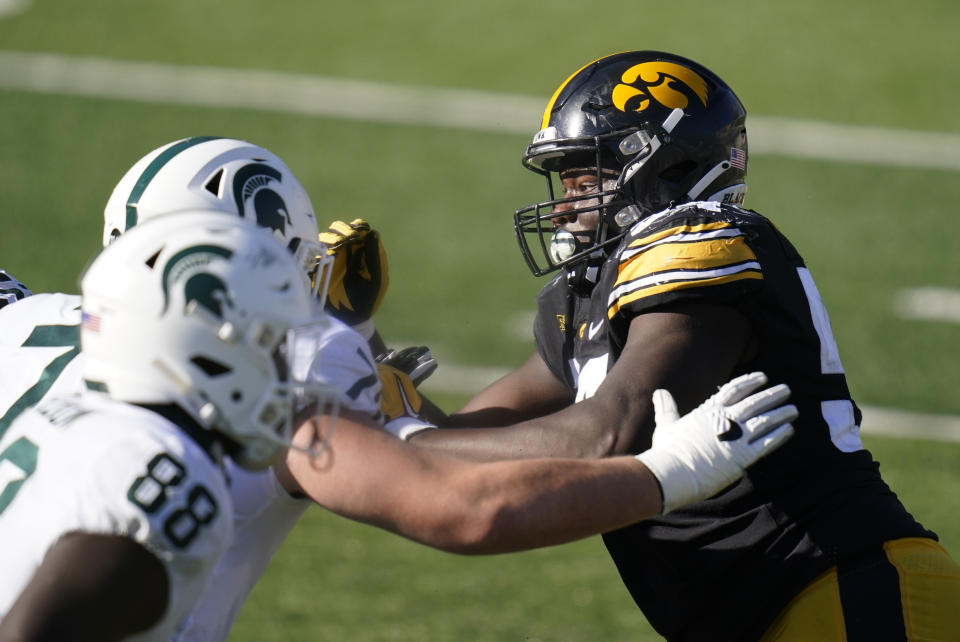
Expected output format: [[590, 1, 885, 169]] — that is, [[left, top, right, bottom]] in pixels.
[[0, 395, 233, 642], [0, 293, 84, 438], [300, 316, 382, 419]]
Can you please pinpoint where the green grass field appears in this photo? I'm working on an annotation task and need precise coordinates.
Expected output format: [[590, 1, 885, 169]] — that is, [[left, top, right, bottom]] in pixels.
[[1, 0, 958, 639]]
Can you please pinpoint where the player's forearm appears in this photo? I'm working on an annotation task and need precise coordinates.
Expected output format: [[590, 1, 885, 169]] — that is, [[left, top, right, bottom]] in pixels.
[[422, 456, 662, 554], [286, 417, 659, 554], [411, 398, 624, 461], [0, 533, 169, 641]]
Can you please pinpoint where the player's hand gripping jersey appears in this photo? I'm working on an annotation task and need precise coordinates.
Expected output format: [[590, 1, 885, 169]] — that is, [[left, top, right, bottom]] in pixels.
[[532, 201, 935, 641], [0, 393, 233, 642]]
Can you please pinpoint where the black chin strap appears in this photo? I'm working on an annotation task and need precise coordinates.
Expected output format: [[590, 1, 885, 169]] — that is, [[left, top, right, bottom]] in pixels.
[[566, 251, 605, 296], [135, 403, 231, 464]]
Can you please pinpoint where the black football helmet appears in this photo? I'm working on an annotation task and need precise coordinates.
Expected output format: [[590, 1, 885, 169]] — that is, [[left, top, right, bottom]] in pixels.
[[514, 51, 749, 282]]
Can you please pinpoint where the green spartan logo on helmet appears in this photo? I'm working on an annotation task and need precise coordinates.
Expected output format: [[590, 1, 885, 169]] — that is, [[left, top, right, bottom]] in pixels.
[[161, 245, 235, 317], [232, 164, 292, 236], [183, 272, 233, 318]]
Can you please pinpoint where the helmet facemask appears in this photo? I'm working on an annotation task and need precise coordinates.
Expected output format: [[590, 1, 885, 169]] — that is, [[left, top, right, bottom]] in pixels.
[[516, 145, 622, 278], [515, 107, 690, 278], [187, 313, 342, 470]]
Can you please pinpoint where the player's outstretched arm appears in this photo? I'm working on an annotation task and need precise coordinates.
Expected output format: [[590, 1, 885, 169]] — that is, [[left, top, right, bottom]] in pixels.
[[412, 301, 756, 460], [0, 533, 169, 641], [279, 373, 794, 554]]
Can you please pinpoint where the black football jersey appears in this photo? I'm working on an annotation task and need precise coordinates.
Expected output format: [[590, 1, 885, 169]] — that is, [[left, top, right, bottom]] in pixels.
[[533, 202, 935, 641]]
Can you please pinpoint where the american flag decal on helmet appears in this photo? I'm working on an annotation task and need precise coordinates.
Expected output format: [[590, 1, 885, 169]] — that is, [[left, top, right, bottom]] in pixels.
[[82, 312, 101, 333], [729, 147, 747, 170]]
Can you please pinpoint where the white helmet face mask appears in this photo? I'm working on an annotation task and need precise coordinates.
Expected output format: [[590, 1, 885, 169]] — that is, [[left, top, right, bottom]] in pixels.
[[102, 136, 328, 293], [82, 211, 339, 470]]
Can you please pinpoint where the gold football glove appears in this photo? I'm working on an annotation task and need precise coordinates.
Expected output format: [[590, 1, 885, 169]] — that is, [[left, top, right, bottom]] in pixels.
[[318, 219, 389, 326], [377, 362, 422, 423], [375, 346, 437, 421]]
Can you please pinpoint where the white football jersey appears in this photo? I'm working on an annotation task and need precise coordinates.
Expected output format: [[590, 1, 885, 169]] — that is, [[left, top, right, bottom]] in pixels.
[[0, 393, 234, 641], [0, 292, 383, 641]]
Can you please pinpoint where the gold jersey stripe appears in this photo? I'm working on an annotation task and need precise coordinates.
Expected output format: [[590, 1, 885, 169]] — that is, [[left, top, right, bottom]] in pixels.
[[627, 220, 736, 251], [608, 270, 763, 319], [616, 235, 759, 287]]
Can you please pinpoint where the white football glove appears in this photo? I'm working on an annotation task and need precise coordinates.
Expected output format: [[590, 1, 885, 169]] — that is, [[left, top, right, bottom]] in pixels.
[[636, 372, 797, 514]]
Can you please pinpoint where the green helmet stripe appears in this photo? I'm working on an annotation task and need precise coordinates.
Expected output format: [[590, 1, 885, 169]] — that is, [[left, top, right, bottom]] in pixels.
[[125, 136, 222, 231]]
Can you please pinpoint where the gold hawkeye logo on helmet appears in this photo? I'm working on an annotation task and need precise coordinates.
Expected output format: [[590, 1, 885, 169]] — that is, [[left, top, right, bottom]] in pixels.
[[612, 62, 708, 113]]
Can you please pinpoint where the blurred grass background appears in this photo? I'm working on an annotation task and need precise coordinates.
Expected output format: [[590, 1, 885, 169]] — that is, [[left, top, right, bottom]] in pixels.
[[0, 0, 957, 639]]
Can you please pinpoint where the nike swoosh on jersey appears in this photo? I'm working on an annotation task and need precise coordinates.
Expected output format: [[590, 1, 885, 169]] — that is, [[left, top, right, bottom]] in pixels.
[[587, 320, 603, 339]]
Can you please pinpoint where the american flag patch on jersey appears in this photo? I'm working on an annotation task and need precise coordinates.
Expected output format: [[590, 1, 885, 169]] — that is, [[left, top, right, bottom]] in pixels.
[[82, 312, 101, 333], [729, 147, 747, 170]]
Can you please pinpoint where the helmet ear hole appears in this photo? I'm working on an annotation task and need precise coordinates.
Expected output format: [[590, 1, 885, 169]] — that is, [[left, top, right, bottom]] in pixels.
[[190, 356, 232, 377], [145, 249, 162, 269], [204, 170, 224, 196]]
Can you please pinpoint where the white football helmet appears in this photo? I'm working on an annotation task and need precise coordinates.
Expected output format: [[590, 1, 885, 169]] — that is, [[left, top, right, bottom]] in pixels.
[[102, 137, 330, 297], [82, 210, 336, 470]]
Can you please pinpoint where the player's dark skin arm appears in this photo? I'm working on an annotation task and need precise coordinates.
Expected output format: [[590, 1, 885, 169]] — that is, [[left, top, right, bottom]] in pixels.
[[0, 532, 169, 641], [410, 300, 755, 461]]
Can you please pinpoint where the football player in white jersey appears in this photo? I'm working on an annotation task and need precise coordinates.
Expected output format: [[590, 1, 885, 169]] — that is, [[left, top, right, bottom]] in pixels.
[[0, 136, 386, 641], [0, 137, 799, 641], [0, 212, 326, 640]]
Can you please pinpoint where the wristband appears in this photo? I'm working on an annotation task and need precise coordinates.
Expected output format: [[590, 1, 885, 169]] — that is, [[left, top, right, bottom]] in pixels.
[[383, 416, 437, 441]]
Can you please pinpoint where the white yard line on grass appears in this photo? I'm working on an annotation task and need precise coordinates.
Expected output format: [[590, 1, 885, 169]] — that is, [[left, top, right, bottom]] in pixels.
[[859, 405, 960, 443], [2, 51, 960, 171], [894, 287, 960, 324], [0, 0, 30, 19]]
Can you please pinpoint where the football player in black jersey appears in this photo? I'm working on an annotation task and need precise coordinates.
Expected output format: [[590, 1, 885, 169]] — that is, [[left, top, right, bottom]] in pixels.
[[397, 51, 960, 640]]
